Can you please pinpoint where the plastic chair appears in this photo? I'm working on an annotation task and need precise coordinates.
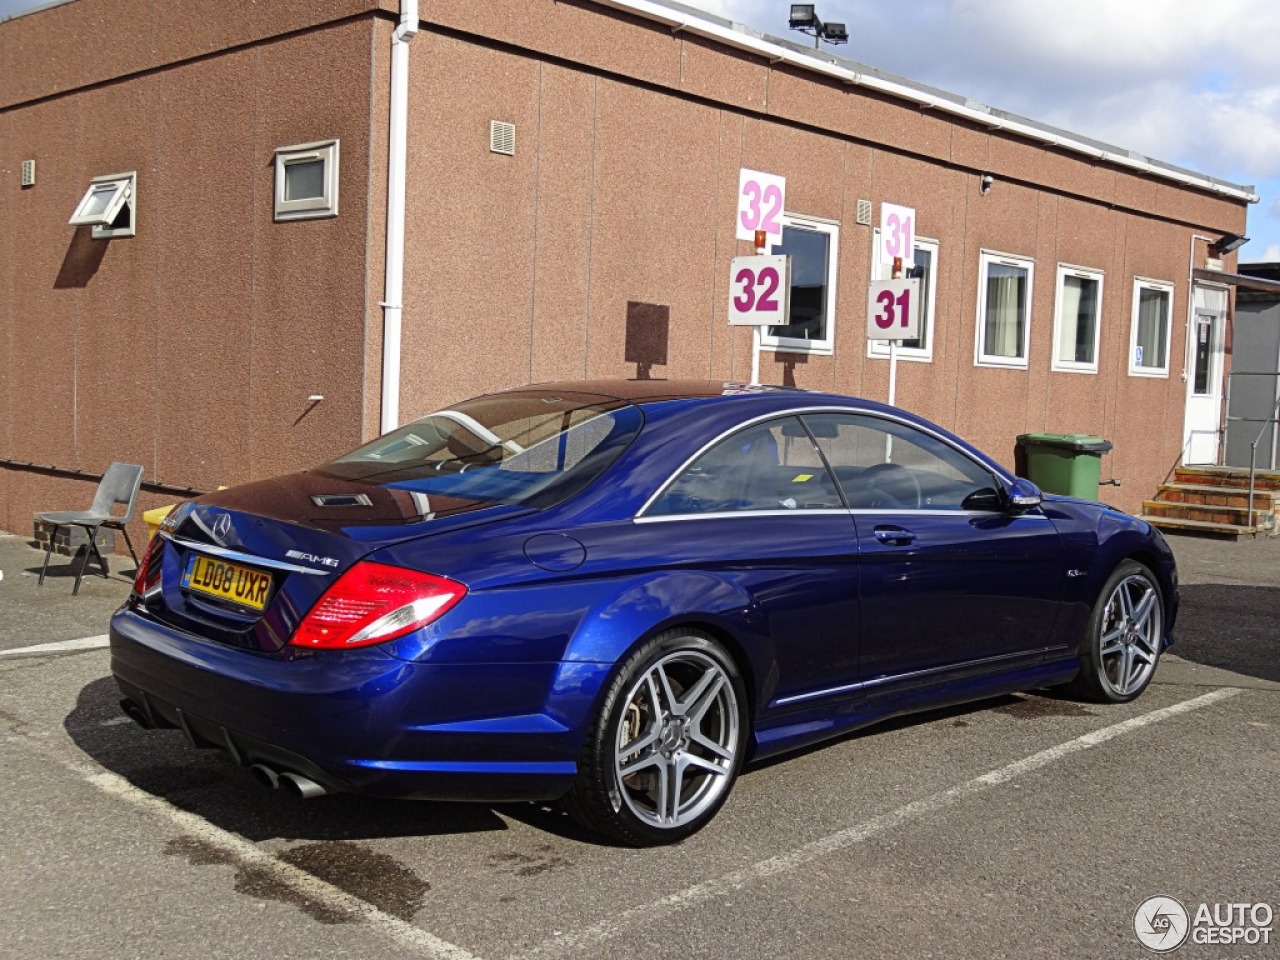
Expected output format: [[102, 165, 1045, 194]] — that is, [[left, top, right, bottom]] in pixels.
[[37, 462, 144, 595]]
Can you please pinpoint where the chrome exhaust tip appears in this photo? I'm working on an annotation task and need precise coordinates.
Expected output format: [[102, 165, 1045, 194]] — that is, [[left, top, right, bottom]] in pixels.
[[248, 763, 281, 790], [277, 771, 327, 800], [119, 699, 154, 730]]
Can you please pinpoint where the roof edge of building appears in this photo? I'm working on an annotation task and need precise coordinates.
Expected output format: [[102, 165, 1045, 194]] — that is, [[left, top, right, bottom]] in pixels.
[[0, 0, 75, 25], [596, 0, 1258, 205]]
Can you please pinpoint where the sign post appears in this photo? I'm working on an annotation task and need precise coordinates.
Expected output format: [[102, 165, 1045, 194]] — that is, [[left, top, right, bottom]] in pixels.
[[867, 276, 920, 407], [874, 202, 918, 408], [733, 170, 788, 385], [730, 249, 790, 385]]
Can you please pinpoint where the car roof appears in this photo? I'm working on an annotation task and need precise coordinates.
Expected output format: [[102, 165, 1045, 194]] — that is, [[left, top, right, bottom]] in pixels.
[[509, 379, 812, 404]]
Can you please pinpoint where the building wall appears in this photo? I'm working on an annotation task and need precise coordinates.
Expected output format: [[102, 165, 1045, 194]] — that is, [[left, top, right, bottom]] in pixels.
[[0, 6, 381, 545], [0, 0, 1254, 552], [393, 0, 1247, 514], [1226, 293, 1280, 469]]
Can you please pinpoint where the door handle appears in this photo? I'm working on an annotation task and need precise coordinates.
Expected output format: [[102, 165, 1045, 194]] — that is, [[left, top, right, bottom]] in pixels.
[[873, 526, 917, 546]]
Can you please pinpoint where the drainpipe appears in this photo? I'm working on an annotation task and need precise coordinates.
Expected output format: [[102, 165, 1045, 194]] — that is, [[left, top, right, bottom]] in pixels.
[[380, 0, 418, 435], [1185, 234, 1213, 383]]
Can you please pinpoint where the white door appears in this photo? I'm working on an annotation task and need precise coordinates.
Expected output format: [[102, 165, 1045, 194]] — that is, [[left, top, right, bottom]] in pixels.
[[1182, 286, 1226, 465]]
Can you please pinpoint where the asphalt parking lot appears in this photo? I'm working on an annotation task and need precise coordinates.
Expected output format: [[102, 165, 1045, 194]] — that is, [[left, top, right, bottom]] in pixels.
[[1, 531, 1276, 960]]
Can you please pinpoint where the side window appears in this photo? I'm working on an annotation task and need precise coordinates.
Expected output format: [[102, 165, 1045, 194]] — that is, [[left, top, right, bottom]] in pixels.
[[647, 417, 843, 516], [975, 250, 1034, 368], [761, 215, 839, 355], [868, 235, 939, 360], [803, 414, 998, 510], [1129, 278, 1173, 377]]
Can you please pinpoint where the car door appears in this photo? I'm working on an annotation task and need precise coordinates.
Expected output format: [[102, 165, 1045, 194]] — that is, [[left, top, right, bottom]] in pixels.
[[642, 415, 861, 705], [803, 412, 1066, 690]]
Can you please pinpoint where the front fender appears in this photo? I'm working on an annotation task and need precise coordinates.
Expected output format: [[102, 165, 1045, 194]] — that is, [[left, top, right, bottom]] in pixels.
[[1043, 498, 1178, 655]]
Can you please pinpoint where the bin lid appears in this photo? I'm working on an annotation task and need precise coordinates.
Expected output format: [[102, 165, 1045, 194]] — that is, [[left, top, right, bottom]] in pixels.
[[1017, 432, 1113, 454]]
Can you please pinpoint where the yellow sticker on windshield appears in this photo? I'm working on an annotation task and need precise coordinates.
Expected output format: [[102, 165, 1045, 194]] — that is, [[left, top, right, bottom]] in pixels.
[[792, 474, 814, 483]]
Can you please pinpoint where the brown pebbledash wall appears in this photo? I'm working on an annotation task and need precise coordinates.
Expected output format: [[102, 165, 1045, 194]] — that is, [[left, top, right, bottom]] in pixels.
[[1, 4, 381, 548], [0, 0, 1252, 554], [392, 0, 1247, 515]]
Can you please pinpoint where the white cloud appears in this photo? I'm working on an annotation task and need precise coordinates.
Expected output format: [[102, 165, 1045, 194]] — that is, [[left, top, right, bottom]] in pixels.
[[686, 0, 1280, 252], [1263, 245, 1280, 261], [689, 0, 1280, 182]]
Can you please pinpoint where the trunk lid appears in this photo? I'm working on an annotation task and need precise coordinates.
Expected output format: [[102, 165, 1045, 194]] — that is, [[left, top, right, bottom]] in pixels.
[[138, 469, 531, 652]]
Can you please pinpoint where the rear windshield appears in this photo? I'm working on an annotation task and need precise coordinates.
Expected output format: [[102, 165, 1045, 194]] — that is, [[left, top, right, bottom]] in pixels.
[[321, 390, 643, 508]]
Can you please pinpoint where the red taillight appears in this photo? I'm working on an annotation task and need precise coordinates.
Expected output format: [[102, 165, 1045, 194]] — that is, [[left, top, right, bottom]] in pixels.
[[132, 537, 161, 597], [290, 561, 467, 650]]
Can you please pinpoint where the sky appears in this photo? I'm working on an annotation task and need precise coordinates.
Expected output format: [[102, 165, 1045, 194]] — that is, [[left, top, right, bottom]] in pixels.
[[699, 0, 1280, 263], [3, 0, 1278, 262]]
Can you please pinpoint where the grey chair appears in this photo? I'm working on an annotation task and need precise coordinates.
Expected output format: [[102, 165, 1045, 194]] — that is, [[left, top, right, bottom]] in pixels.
[[37, 461, 144, 595]]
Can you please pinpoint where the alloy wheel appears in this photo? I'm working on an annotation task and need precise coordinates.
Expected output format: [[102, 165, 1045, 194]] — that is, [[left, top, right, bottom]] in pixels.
[[1098, 573, 1162, 698], [611, 650, 740, 829]]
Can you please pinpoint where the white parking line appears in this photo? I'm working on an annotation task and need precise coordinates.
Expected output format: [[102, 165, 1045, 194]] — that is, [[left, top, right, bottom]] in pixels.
[[524, 687, 1243, 959], [7, 736, 485, 960], [0, 635, 110, 657]]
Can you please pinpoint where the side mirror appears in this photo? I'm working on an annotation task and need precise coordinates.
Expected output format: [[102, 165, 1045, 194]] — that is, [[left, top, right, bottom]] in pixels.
[[961, 487, 1003, 512], [1006, 477, 1043, 512]]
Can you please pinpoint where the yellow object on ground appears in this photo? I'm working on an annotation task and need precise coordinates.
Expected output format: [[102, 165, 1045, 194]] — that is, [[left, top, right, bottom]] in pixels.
[[143, 505, 174, 542]]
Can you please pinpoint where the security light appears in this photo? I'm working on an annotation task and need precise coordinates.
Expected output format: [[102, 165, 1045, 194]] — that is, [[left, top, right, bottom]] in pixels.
[[1210, 233, 1248, 255], [789, 4, 847, 48], [789, 4, 817, 28]]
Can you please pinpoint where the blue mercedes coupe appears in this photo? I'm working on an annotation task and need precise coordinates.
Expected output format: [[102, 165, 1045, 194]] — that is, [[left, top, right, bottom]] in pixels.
[[110, 380, 1177, 845]]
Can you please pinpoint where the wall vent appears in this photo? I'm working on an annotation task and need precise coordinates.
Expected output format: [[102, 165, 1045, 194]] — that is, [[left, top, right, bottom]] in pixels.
[[21, 159, 35, 187], [856, 199, 872, 225], [489, 120, 516, 156]]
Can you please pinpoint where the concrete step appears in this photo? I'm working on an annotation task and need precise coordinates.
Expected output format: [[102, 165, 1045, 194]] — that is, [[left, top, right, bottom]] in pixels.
[[1139, 515, 1261, 540], [1172, 466, 1280, 491], [1142, 499, 1276, 528], [1155, 482, 1280, 509]]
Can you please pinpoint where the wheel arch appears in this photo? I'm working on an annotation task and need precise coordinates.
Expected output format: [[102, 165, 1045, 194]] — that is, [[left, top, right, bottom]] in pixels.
[[561, 571, 773, 723]]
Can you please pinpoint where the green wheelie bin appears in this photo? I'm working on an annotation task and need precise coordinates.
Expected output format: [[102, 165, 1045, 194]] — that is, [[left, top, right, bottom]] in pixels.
[[1016, 433, 1113, 500]]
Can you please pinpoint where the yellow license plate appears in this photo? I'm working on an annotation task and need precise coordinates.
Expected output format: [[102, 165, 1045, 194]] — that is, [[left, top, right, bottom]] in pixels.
[[182, 554, 272, 611]]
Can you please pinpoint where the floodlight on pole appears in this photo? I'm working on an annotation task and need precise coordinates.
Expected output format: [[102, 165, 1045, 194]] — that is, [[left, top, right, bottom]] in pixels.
[[788, 3, 848, 49]]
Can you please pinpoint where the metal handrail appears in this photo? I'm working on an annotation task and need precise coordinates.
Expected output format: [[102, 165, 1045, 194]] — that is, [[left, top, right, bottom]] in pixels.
[[1247, 391, 1280, 524]]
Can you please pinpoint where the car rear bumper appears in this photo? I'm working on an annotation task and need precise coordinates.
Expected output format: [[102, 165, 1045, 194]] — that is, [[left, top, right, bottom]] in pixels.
[[110, 606, 611, 803]]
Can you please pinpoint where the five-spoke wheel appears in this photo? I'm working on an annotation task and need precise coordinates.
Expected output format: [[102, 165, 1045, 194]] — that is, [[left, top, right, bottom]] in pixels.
[[565, 630, 746, 845], [1068, 560, 1164, 703]]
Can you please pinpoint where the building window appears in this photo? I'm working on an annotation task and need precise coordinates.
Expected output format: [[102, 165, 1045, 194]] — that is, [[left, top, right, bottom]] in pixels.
[[975, 251, 1034, 368], [868, 234, 939, 362], [1129, 278, 1173, 377], [762, 214, 839, 355], [68, 171, 136, 238], [1051, 265, 1103, 374], [274, 140, 339, 221]]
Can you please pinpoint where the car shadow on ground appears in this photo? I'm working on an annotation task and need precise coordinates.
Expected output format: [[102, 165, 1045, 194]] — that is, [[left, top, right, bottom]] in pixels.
[[1170, 582, 1280, 683], [65, 676, 520, 844], [64, 672, 1120, 850], [65, 674, 651, 847]]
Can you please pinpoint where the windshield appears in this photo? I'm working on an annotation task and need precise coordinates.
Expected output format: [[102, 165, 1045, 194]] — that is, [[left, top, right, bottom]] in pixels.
[[320, 390, 643, 509]]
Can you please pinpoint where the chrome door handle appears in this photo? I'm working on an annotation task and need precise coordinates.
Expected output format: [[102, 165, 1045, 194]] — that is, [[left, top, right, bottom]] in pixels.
[[873, 526, 917, 546]]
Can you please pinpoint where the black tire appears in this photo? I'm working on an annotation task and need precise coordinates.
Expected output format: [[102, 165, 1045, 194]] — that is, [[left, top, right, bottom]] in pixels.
[[1066, 559, 1164, 703], [563, 628, 747, 846]]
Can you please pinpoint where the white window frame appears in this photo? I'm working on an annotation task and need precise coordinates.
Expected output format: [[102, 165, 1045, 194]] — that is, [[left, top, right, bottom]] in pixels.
[[68, 171, 137, 239], [868, 233, 939, 363], [1051, 263, 1104, 374], [974, 249, 1035, 369], [1128, 277, 1175, 378], [274, 139, 339, 222], [761, 213, 839, 356]]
